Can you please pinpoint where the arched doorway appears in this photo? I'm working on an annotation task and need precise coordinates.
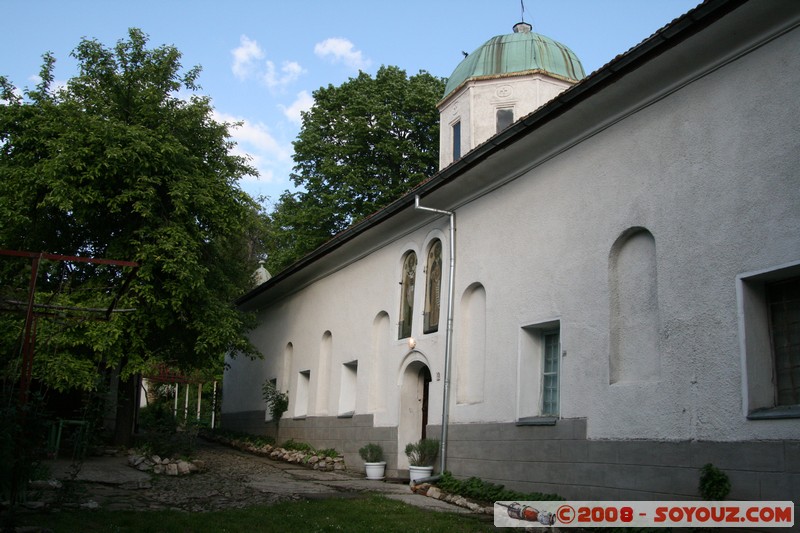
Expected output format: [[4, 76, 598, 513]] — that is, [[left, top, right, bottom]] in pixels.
[[420, 366, 431, 439], [398, 356, 431, 469]]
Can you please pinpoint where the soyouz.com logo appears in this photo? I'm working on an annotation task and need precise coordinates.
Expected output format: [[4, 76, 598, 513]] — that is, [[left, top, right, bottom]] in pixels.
[[493, 501, 795, 528]]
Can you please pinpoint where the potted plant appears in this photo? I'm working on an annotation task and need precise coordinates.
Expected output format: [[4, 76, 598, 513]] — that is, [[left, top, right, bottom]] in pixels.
[[404, 438, 439, 483], [358, 443, 386, 480]]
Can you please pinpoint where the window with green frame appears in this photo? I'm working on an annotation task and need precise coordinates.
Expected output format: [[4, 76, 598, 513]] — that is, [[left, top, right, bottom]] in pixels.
[[541, 331, 560, 417], [517, 321, 560, 424]]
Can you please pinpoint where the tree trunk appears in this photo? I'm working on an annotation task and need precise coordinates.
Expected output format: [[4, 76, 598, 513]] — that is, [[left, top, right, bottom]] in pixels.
[[112, 371, 137, 447]]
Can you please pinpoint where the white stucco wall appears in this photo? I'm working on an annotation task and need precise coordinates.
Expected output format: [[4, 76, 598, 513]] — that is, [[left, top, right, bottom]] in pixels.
[[443, 19, 800, 440], [223, 223, 453, 433], [225, 7, 800, 444]]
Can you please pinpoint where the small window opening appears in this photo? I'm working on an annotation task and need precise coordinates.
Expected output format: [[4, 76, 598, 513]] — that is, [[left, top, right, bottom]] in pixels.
[[452, 121, 461, 161], [496, 108, 514, 133]]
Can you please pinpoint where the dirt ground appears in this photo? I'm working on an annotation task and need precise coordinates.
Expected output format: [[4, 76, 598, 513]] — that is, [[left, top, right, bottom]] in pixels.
[[31, 439, 468, 514]]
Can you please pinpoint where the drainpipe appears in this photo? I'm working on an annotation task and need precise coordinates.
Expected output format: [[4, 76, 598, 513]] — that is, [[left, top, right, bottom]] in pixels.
[[414, 195, 455, 474]]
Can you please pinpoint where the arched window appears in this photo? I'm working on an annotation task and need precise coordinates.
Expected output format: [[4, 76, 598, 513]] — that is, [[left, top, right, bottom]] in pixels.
[[457, 283, 486, 404], [609, 228, 660, 383], [452, 121, 462, 161], [423, 240, 443, 334], [316, 331, 332, 414], [369, 312, 390, 411], [281, 343, 293, 393], [398, 251, 417, 339]]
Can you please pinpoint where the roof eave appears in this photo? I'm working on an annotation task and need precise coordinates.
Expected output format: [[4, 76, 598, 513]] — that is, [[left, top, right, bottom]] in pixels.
[[438, 69, 582, 109]]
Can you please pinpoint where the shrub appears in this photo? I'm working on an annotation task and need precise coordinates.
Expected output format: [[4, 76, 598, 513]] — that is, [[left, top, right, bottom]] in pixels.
[[0, 393, 50, 505], [139, 402, 177, 434], [136, 402, 196, 458], [316, 448, 340, 459], [202, 427, 275, 448], [699, 463, 731, 500], [261, 381, 289, 423], [436, 471, 563, 503], [404, 438, 439, 466], [359, 443, 384, 463], [280, 438, 314, 452]]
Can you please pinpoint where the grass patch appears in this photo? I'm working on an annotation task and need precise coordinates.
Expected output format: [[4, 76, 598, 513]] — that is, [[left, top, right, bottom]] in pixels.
[[15, 494, 495, 532]]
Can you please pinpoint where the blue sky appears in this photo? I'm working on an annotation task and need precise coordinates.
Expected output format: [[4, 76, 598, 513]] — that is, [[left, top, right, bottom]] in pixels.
[[2, 0, 699, 209]]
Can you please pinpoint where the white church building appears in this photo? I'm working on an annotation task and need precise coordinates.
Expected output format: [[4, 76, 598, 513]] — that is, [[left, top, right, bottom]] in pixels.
[[224, 0, 800, 503]]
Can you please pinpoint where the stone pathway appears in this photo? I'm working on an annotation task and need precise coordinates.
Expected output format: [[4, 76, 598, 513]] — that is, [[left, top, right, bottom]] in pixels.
[[38, 439, 469, 514]]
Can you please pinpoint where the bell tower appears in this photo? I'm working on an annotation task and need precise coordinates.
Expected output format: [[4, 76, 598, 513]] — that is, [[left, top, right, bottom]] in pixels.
[[437, 22, 585, 170]]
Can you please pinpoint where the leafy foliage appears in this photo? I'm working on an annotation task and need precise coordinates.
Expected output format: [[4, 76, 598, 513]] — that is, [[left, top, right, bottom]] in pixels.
[[358, 443, 384, 463], [699, 463, 731, 500], [261, 380, 288, 423], [202, 427, 276, 448], [280, 438, 315, 452], [265, 66, 445, 271], [404, 438, 439, 467], [0, 29, 264, 395], [0, 392, 50, 505], [315, 448, 339, 459], [136, 401, 197, 458], [204, 429, 340, 462], [436, 471, 563, 504]]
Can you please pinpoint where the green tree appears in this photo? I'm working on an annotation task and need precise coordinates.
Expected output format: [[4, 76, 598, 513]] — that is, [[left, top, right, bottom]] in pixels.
[[266, 66, 445, 271], [0, 29, 263, 444]]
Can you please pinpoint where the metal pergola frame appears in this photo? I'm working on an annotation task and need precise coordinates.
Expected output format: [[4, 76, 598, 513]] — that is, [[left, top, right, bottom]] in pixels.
[[0, 249, 139, 404]]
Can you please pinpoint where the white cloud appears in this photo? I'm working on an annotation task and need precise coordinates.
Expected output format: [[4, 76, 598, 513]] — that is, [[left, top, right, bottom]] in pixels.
[[262, 60, 306, 89], [213, 110, 292, 184], [280, 90, 314, 125], [231, 35, 265, 80], [23, 75, 68, 96], [314, 38, 370, 70], [232, 35, 306, 91]]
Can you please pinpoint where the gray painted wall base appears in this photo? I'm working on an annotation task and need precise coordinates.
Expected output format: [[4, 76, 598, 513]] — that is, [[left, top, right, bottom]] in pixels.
[[221, 411, 399, 477], [430, 419, 799, 505], [221, 413, 798, 506]]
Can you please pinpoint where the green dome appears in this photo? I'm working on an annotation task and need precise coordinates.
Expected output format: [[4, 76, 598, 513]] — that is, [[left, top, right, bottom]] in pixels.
[[443, 22, 585, 99]]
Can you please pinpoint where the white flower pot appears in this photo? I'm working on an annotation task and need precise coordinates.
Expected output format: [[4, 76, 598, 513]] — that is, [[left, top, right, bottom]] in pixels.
[[408, 465, 433, 484], [364, 461, 386, 480]]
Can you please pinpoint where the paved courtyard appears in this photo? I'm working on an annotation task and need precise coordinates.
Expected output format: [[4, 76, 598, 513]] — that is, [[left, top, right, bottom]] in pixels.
[[42, 439, 468, 514]]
